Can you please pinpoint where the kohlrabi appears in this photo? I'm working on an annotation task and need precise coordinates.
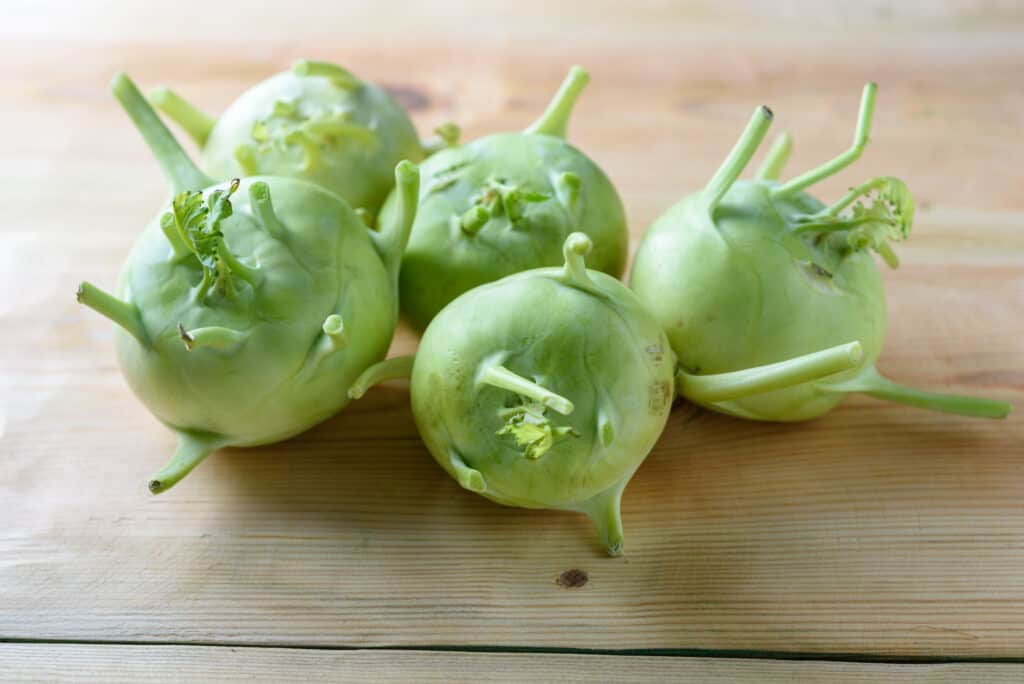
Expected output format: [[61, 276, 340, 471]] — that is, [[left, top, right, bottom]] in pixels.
[[77, 73, 419, 493], [349, 233, 866, 555], [378, 66, 629, 331], [149, 59, 438, 216], [630, 84, 1011, 421]]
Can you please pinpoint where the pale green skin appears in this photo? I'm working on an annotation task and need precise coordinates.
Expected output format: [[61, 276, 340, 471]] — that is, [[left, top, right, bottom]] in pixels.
[[411, 267, 673, 529], [630, 179, 886, 421], [116, 177, 397, 445], [203, 72, 423, 214], [383, 132, 629, 331]]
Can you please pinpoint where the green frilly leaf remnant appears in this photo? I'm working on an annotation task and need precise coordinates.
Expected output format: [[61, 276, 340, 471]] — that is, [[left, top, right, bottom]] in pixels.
[[497, 401, 578, 460], [245, 101, 379, 172], [165, 179, 257, 299], [794, 176, 914, 267]]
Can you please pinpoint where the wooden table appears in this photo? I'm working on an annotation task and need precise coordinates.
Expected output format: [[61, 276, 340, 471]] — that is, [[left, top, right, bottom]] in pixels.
[[3, 1, 1023, 680]]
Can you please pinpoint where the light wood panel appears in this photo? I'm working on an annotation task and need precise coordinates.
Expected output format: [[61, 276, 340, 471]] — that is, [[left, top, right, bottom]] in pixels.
[[2, 645, 1023, 684], [1, 0, 1022, 668]]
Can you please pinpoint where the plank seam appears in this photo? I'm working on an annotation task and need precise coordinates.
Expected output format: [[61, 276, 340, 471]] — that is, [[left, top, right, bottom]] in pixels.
[[2, 638, 1023, 664]]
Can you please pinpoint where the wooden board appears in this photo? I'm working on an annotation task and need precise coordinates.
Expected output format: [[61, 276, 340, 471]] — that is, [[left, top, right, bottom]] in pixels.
[[2, 0, 1023, 676], [2, 645, 1023, 684]]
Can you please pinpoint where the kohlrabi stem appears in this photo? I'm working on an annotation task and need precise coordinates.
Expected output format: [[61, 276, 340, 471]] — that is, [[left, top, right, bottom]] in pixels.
[[561, 232, 594, 288], [322, 314, 348, 349], [248, 182, 288, 241], [148, 86, 216, 147], [791, 215, 885, 236], [77, 282, 149, 346], [148, 430, 226, 494], [235, 144, 259, 176], [876, 240, 900, 268], [159, 213, 192, 259], [372, 161, 419, 280], [459, 206, 490, 235], [177, 324, 246, 351], [216, 240, 260, 285], [477, 364, 575, 416], [449, 449, 486, 493], [348, 355, 416, 399], [678, 341, 864, 403], [284, 130, 321, 171], [580, 479, 627, 557], [421, 121, 462, 156], [314, 314, 349, 364], [292, 59, 360, 90], [702, 106, 774, 213], [771, 82, 877, 200], [818, 176, 891, 218], [523, 65, 589, 139], [554, 171, 582, 214], [111, 73, 214, 194], [755, 132, 793, 181], [821, 365, 1011, 419]]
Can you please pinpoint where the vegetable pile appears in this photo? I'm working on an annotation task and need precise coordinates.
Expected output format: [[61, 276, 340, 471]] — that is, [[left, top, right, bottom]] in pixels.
[[79, 61, 1011, 554]]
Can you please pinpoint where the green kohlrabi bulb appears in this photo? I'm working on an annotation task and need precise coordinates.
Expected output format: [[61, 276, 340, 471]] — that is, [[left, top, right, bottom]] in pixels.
[[630, 84, 1011, 421], [349, 234, 869, 555], [77, 74, 420, 493], [378, 66, 629, 331], [149, 59, 438, 215]]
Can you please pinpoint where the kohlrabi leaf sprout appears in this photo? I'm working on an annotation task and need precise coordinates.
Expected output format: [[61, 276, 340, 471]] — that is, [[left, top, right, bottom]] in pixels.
[[630, 84, 1011, 421], [77, 73, 420, 493], [378, 66, 629, 331], [149, 59, 440, 216], [348, 233, 867, 555]]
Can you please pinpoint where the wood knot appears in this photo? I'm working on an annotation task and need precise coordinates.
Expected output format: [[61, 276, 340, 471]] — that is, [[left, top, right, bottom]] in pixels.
[[383, 84, 432, 111], [556, 568, 588, 589]]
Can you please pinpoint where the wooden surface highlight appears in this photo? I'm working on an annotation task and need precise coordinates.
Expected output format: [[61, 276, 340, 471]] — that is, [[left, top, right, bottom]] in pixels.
[[1, 0, 1023, 675]]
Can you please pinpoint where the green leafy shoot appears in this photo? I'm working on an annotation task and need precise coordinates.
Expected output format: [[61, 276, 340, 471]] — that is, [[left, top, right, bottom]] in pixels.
[[792, 176, 914, 267], [246, 101, 379, 172], [497, 400, 578, 460], [165, 179, 256, 299], [473, 179, 550, 224]]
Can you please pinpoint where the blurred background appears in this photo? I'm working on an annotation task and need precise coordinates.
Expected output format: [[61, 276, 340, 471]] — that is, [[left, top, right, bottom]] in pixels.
[[8, 0, 1023, 229]]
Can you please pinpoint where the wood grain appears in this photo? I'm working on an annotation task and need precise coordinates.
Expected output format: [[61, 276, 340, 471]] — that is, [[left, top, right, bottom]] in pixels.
[[2, 0, 1023, 667], [2, 644, 1023, 684]]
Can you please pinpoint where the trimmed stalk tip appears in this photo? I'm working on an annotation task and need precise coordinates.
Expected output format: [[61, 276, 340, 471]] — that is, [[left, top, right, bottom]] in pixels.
[[178, 323, 194, 351]]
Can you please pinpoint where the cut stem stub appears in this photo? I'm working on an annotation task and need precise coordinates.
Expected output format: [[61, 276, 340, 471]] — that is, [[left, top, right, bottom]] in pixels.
[[771, 82, 877, 199], [371, 161, 420, 279], [756, 131, 793, 181], [149, 430, 227, 494], [292, 59, 360, 90], [77, 281, 149, 346], [523, 65, 590, 139], [579, 477, 629, 557], [111, 73, 214, 194], [678, 341, 864, 403], [819, 365, 1011, 419], [702, 105, 774, 212], [477, 364, 574, 416], [561, 232, 594, 289], [149, 86, 216, 148], [348, 355, 416, 399]]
